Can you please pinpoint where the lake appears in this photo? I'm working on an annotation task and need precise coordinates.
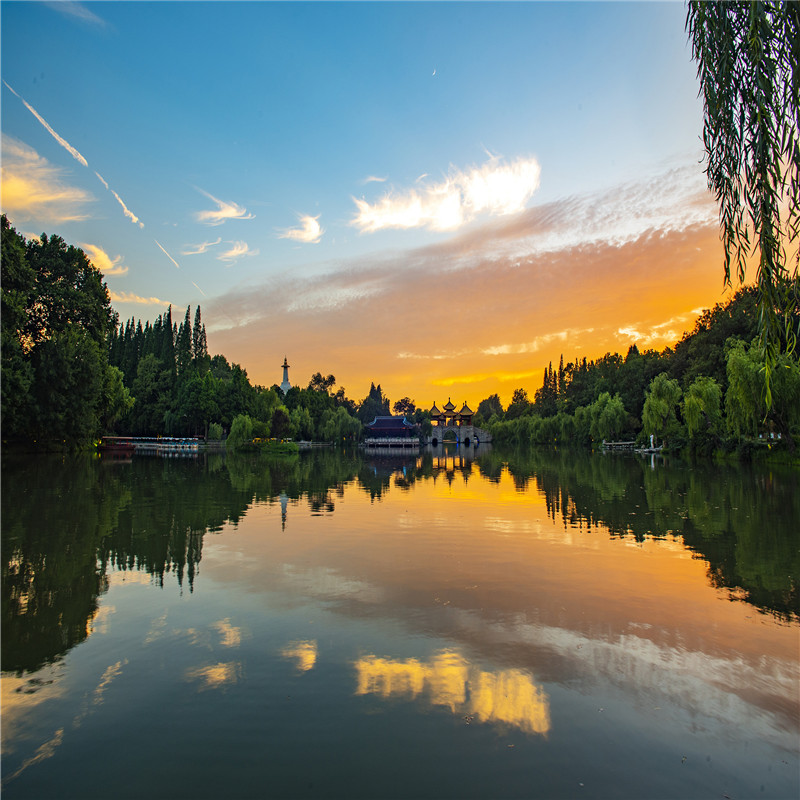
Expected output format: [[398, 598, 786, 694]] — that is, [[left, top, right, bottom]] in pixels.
[[2, 445, 798, 799]]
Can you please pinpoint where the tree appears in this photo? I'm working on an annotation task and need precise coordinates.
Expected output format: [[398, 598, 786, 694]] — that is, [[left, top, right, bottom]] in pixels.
[[192, 305, 207, 362], [227, 414, 254, 450], [1, 219, 116, 445], [307, 372, 336, 393], [1, 216, 35, 436], [683, 376, 723, 438], [175, 306, 192, 376], [392, 396, 416, 417], [589, 392, 627, 442], [476, 394, 503, 423], [102, 366, 134, 433], [358, 382, 390, 423], [506, 388, 532, 420], [687, 2, 799, 401], [642, 373, 683, 447], [271, 405, 291, 439]]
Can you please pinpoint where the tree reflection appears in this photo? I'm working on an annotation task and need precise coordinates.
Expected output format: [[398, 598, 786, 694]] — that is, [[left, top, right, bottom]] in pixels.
[[3, 446, 797, 674], [500, 448, 799, 620]]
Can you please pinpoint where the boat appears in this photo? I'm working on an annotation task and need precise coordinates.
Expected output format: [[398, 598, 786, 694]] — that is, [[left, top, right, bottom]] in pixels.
[[99, 437, 136, 457]]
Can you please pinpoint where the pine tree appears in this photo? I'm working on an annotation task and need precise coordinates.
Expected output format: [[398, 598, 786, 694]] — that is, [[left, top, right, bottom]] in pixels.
[[192, 305, 207, 361], [175, 306, 192, 376]]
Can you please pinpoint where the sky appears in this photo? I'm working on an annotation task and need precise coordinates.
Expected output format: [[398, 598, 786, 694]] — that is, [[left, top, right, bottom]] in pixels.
[[1, 1, 736, 408]]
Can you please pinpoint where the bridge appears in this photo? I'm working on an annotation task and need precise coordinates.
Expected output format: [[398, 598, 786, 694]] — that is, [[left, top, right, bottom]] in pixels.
[[426, 399, 491, 446]]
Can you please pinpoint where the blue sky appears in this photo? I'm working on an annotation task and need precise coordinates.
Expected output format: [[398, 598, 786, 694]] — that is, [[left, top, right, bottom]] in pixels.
[[1, 1, 728, 404]]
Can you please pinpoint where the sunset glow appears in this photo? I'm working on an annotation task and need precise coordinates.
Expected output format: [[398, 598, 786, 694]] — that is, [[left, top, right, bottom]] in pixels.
[[1, 2, 729, 406]]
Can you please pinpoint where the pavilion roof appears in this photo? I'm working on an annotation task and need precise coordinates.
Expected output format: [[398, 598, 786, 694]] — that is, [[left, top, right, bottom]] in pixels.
[[443, 399, 456, 411], [366, 416, 415, 430], [458, 403, 473, 416]]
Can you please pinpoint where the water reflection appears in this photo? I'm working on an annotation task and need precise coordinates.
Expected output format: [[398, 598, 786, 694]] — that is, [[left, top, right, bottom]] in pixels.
[[281, 640, 318, 672], [355, 650, 551, 736], [2, 447, 797, 679]]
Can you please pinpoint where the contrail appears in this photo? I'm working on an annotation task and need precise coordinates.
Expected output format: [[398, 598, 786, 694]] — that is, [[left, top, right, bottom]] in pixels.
[[3, 80, 88, 167], [154, 239, 181, 269], [112, 190, 144, 228]]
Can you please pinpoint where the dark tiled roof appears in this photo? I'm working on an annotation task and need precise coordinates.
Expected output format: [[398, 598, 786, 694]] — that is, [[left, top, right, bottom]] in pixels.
[[366, 416, 415, 429]]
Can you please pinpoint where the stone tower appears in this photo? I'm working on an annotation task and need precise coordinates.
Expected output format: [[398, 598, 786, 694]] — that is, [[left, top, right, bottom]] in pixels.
[[280, 356, 291, 394]]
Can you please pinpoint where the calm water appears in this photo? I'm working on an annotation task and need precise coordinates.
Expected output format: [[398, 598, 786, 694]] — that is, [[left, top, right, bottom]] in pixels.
[[2, 445, 798, 800]]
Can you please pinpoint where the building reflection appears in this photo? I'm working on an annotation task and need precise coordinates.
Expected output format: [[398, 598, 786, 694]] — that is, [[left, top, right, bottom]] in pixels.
[[354, 650, 550, 736]]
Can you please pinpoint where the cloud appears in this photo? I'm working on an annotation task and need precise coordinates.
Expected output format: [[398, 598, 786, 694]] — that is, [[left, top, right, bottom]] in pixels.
[[195, 188, 254, 226], [154, 239, 181, 269], [209, 161, 727, 404], [182, 238, 222, 256], [3, 83, 149, 230], [45, 1, 109, 28], [278, 214, 323, 244], [1, 134, 94, 223], [482, 328, 595, 356], [80, 243, 128, 276], [109, 291, 171, 306], [362, 175, 387, 184], [218, 241, 259, 263], [3, 81, 88, 167], [111, 190, 143, 228], [617, 313, 693, 347], [351, 154, 541, 233]]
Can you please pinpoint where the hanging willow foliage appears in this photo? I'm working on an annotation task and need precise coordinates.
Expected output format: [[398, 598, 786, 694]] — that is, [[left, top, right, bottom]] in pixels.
[[686, 1, 799, 406]]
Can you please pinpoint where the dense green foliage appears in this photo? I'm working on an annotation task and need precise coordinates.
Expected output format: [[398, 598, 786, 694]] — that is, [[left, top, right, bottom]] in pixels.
[[1, 215, 129, 447], [108, 306, 379, 444], [484, 287, 799, 456]]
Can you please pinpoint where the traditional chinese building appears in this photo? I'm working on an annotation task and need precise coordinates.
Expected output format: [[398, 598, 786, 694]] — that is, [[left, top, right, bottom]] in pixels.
[[363, 415, 418, 448], [427, 399, 489, 446]]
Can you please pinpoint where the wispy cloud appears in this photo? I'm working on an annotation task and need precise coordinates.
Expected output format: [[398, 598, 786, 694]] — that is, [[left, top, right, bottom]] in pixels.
[[278, 214, 323, 244], [218, 241, 259, 263], [482, 328, 595, 356], [209, 161, 725, 404], [1, 134, 94, 223], [182, 238, 222, 256], [195, 188, 254, 226], [81, 243, 128, 276], [351, 154, 541, 233], [111, 190, 143, 228], [3, 81, 88, 167], [154, 240, 181, 269], [362, 175, 387, 184], [3, 83, 148, 229], [617, 313, 692, 347], [45, 1, 109, 28], [110, 291, 171, 307]]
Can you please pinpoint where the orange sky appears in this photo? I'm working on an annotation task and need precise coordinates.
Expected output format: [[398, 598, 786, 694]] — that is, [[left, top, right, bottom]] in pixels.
[[208, 164, 734, 409]]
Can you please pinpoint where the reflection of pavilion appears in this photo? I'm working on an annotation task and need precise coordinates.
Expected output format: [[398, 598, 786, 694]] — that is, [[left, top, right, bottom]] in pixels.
[[428, 399, 491, 446]]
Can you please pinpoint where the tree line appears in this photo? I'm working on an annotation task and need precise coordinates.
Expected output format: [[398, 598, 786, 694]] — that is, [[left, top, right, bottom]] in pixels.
[[3, 216, 797, 455], [476, 286, 800, 456], [1, 215, 418, 447]]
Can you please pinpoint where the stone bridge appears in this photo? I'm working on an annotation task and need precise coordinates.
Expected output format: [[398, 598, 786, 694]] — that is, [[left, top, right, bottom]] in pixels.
[[427, 425, 491, 446]]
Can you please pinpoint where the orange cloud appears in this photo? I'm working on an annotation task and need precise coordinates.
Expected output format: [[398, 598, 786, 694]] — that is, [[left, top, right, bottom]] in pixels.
[[208, 165, 732, 407], [1, 135, 94, 224]]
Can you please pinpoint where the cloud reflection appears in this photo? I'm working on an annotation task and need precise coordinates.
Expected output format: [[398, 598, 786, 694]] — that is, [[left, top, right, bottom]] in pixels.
[[355, 650, 550, 736], [281, 640, 318, 672]]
